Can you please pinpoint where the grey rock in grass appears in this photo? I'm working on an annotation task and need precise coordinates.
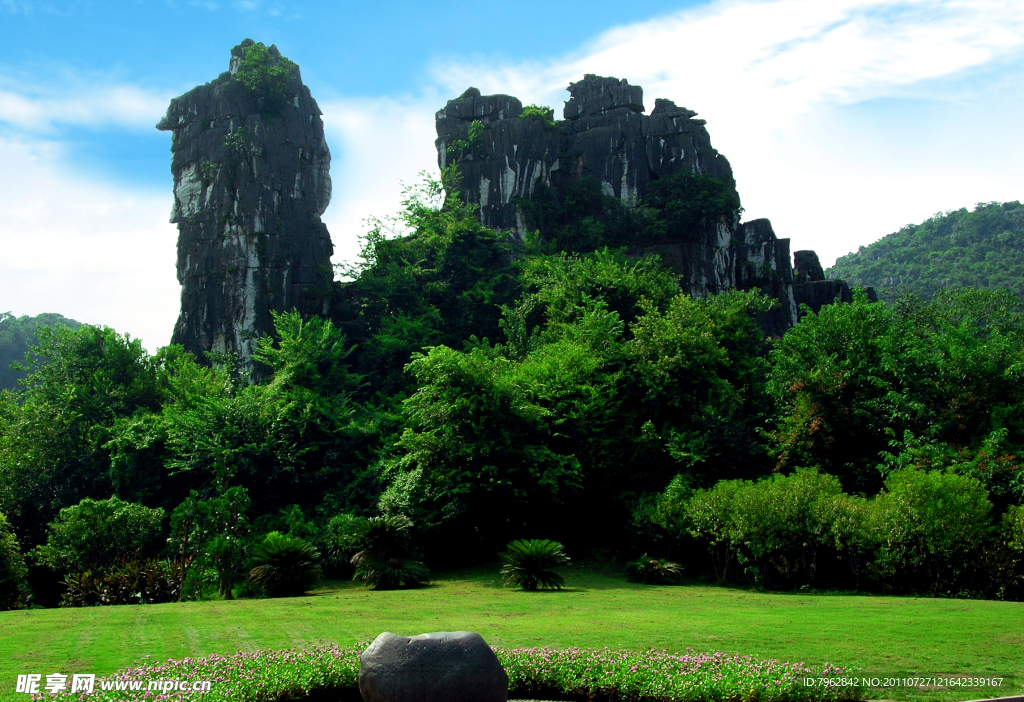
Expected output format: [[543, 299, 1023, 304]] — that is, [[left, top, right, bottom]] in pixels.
[[359, 631, 508, 702]]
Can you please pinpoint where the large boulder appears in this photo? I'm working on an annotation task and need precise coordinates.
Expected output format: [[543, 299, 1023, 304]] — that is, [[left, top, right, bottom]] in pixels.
[[359, 631, 508, 702]]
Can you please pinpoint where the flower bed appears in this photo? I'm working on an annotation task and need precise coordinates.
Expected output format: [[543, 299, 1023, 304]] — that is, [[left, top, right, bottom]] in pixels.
[[46, 644, 860, 702], [499, 646, 859, 702]]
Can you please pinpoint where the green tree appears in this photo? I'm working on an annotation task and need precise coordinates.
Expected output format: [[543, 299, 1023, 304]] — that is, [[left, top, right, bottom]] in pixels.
[[30, 497, 164, 574], [0, 325, 170, 546], [0, 511, 29, 610], [0, 312, 80, 390], [169, 487, 251, 600], [869, 469, 992, 594], [769, 288, 1024, 499], [378, 344, 583, 559], [107, 314, 374, 517], [335, 168, 519, 396]]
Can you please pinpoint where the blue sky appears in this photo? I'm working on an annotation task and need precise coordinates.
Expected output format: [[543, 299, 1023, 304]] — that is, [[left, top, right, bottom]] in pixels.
[[2, 0, 1023, 351]]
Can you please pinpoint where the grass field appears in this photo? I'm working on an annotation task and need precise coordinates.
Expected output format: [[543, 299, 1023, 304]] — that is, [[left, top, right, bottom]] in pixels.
[[1, 564, 1021, 701]]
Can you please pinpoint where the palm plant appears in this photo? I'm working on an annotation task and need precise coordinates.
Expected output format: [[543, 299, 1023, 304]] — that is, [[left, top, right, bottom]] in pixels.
[[624, 554, 684, 585], [500, 539, 570, 590], [350, 515, 428, 590], [248, 532, 322, 598]]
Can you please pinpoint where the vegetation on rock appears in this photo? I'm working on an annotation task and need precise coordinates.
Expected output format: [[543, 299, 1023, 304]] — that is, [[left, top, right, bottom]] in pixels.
[[234, 40, 298, 112]]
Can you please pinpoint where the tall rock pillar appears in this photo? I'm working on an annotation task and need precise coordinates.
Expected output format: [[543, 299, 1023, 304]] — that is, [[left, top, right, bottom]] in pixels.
[[157, 40, 334, 365]]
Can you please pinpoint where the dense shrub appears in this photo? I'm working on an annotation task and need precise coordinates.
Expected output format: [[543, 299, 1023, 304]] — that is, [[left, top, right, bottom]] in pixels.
[[60, 559, 180, 607], [985, 505, 1024, 600], [318, 512, 364, 576], [727, 469, 843, 587], [644, 172, 743, 238], [664, 465, 1015, 596], [624, 554, 684, 584], [0, 511, 29, 609], [248, 531, 322, 597], [869, 469, 992, 594], [520, 104, 555, 126], [815, 493, 874, 590], [30, 497, 164, 574], [500, 539, 570, 590], [349, 515, 428, 590], [683, 479, 742, 581]]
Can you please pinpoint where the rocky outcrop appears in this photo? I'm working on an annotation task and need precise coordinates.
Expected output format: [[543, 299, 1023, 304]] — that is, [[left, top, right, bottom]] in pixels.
[[157, 40, 334, 366], [793, 250, 876, 314], [436, 75, 736, 234], [436, 74, 867, 333]]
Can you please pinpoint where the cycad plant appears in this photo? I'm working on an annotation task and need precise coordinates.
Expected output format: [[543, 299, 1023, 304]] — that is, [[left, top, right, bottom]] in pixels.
[[249, 532, 322, 598], [350, 515, 429, 590], [624, 554, 684, 585], [500, 539, 570, 591]]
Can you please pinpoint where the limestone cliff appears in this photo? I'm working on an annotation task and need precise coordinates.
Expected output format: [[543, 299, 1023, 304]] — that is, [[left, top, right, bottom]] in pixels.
[[157, 40, 334, 365], [435, 74, 864, 333]]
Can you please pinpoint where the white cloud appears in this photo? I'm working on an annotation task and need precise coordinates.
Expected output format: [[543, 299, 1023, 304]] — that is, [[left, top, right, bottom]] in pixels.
[[0, 133, 179, 352], [319, 93, 444, 266], [0, 79, 171, 132]]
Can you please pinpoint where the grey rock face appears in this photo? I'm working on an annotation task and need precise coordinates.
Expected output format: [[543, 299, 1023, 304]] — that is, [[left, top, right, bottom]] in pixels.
[[359, 631, 508, 702], [794, 250, 826, 282], [792, 249, 883, 313], [795, 280, 853, 315], [157, 40, 334, 366], [435, 74, 812, 331], [436, 74, 735, 235]]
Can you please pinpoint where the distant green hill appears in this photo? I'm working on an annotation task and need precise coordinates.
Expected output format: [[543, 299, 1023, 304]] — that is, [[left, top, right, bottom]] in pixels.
[[827, 201, 1024, 301], [0, 312, 81, 390]]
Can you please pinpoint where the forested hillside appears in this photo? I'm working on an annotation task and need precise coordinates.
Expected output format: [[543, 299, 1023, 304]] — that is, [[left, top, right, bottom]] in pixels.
[[0, 312, 80, 390], [827, 201, 1024, 300], [2, 171, 1022, 611]]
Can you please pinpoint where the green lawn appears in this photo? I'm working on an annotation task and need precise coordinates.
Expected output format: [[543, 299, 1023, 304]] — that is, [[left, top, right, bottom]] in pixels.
[[1, 565, 1021, 701]]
